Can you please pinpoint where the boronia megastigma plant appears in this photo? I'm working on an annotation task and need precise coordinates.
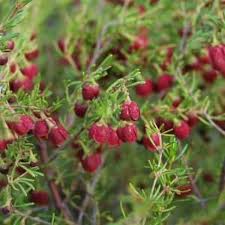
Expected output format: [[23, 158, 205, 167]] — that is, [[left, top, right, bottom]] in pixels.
[[0, 0, 225, 225]]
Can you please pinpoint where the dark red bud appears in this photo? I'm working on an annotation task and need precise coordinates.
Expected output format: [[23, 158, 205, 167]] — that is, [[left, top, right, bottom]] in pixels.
[[107, 127, 122, 148], [49, 126, 69, 147], [0, 140, 12, 153], [120, 101, 140, 121], [0, 55, 8, 66], [57, 39, 66, 53], [156, 74, 174, 92], [33, 120, 49, 139], [10, 63, 17, 73], [186, 114, 199, 128], [82, 84, 100, 100], [143, 133, 161, 152], [20, 64, 39, 79], [117, 124, 138, 143], [81, 152, 102, 173], [7, 115, 34, 136], [0, 179, 8, 190], [132, 34, 148, 51], [208, 45, 225, 77], [25, 49, 39, 61], [74, 102, 88, 118], [176, 184, 193, 197], [7, 41, 15, 51], [89, 123, 109, 144], [30, 191, 49, 206], [174, 121, 191, 140], [202, 70, 218, 84], [135, 79, 154, 97]]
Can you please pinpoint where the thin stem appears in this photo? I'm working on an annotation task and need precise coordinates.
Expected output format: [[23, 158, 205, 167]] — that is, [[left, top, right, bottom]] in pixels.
[[183, 159, 206, 208], [38, 141, 77, 225], [77, 152, 107, 225], [15, 210, 51, 225], [204, 112, 225, 137]]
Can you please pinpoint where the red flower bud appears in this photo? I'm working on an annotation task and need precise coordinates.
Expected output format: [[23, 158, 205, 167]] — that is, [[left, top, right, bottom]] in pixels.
[[107, 127, 122, 148], [30, 191, 49, 206], [156, 74, 174, 92], [132, 34, 148, 51], [198, 55, 210, 65], [81, 152, 102, 173], [0, 179, 8, 190], [202, 70, 218, 84], [89, 123, 109, 144], [208, 45, 225, 76], [172, 98, 182, 108], [117, 124, 138, 143], [8, 115, 34, 136], [9, 78, 34, 93], [0, 140, 11, 153], [176, 184, 193, 197], [138, 5, 146, 15], [33, 120, 49, 139], [74, 102, 88, 118], [186, 114, 199, 128], [174, 121, 191, 140], [82, 84, 100, 100], [150, 0, 159, 4], [120, 101, 140, 121], [10, 63, 17, 73], [49, 126, 69, 147], [25, 49, 39, 61], [156, 117, 173, 132], [0, 55, 8, 66], [143, 133, 161, 152], [202, 172, 214, 183], [9, 80, 21, 92], [22, 78, 35, 91], [135, 79, 154, 97], [57, 39, 66, 53], [7, 41, 15, 51], [21, 64, 39, 79]]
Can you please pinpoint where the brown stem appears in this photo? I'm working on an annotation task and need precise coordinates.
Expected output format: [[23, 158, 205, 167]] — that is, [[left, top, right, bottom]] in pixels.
[[77, 152, 107, 225], [204, 112, 225, 137], [39, 141, 77, 225], [183, 159, 206, 208]]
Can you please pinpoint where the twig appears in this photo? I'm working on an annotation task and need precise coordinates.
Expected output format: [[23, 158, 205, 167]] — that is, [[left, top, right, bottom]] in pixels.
[[77, 153, 107, 225], [15, 210, 51, 225], [86, 0, 129, 74], [179, 23, 191, 54], [86, 22, 110, 74], [204, 112, 225, 137], [183, 159, 206, 208], [39, 141, 77, 225]]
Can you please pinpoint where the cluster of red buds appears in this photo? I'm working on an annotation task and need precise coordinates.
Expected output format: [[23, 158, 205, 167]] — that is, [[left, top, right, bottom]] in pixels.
[[73, 82, 141, 173], [0, 114, 69, 153], [135, 73, 174, 97], [0, 34, 43, 93], [183, 45, 225, 84]]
